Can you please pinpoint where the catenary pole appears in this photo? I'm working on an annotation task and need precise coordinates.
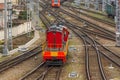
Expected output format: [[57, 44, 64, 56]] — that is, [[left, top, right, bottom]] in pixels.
[[3, 0, 8, 55]]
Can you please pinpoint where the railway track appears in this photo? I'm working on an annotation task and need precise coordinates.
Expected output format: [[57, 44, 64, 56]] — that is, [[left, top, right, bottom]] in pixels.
[[0, 44, 42, 73], [62, 5, 115, 27], [42, 3, 120, 66], [20, 62, 45, 80], [36, 66, 62, 80], [41, 1, 115, 35], [68, 24, 120, 79], [63, 4, 107, 17], [40, 3, 118, 80], [96, 42, 120, 67], [67, 20, 120, 67], [55, 11, 120, 68], [67, 22, 115, 41], [39, 1, 120, 80], [71, 27, 107, 80], [39, 6, 106, 79], [56, 7, 115, 36], [19, 4, 62, 80], [65, 21, 120, 79], [39, 11, 51, 28], [41, 5, 115, 41], [17, 6, 62, 80]]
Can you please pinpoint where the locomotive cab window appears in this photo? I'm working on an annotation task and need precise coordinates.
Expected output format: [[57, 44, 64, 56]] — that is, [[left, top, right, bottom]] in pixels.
[[54, 0, 58, 3]]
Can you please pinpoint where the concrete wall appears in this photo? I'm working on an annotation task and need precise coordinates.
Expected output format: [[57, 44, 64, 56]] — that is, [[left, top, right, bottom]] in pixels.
[[0, 0, 18, 5], [0, 22, 32, 40], [0, 0, 4, 3], [12, 0, 18, 5]]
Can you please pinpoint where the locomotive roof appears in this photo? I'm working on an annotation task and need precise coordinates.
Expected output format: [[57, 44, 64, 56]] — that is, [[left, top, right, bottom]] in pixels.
[[48, 25, 64, 32]]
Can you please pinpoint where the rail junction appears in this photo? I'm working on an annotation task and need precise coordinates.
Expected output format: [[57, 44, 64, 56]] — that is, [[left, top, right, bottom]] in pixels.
[[0, 0, 119, 80]]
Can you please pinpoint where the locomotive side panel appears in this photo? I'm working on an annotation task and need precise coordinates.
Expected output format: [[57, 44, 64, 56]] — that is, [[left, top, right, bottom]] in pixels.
[[47, 31, 62, 48], [47, 32, 55, 48], [55, 32, 63, 48], [63, 28, 69, 42]]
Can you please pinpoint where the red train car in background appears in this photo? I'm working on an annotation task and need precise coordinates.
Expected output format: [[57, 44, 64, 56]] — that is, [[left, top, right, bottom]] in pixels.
[[51, 0, 60, 7], [43, 24, 69, 65]]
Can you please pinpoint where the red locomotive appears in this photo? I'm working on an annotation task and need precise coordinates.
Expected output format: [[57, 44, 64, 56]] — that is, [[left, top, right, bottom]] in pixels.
[[43, 24, 69, 65], [51, 0, 60, 7], [52, 0, 60, 7], [51, 0, 67, 7]]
